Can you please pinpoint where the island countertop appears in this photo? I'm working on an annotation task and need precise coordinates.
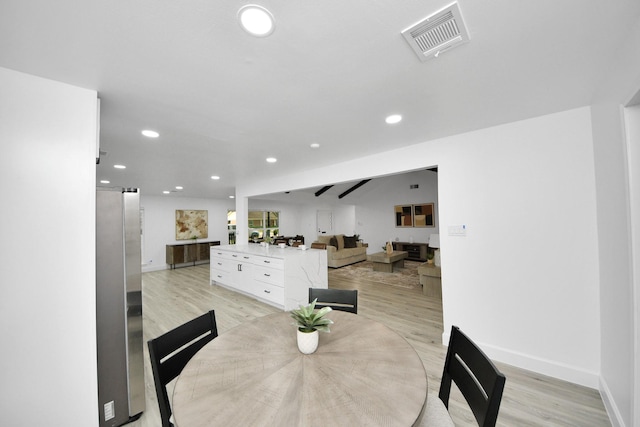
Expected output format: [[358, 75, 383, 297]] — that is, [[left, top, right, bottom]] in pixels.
[[210, 244, 328, 310]]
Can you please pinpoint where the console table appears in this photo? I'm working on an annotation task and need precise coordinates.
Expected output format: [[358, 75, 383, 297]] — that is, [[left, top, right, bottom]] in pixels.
[[392, 241, 429, 261], [166, 241, 220, 269]]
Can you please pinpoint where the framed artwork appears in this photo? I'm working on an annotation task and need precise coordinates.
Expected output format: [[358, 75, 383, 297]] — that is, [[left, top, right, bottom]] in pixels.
[[394, 205, 413, 227], [413, 203, 435, 227], [176, 210, 208, 240], [395, 203, 435, 228]]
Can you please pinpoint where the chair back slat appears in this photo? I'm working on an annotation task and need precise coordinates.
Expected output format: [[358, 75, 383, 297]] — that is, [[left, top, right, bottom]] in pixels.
[[148, 310, 218, 427], [309, 288, 358, 314], [153, 314, 217, 358], [156, 332, 215, 384]]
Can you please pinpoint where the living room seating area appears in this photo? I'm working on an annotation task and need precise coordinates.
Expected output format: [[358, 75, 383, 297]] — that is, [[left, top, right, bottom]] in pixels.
[[313, 234, 367, 268]]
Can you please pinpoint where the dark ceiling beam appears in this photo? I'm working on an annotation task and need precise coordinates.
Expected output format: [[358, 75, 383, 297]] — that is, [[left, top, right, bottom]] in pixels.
[[338, 179, 371, 199], [315, 185, 333, 197]]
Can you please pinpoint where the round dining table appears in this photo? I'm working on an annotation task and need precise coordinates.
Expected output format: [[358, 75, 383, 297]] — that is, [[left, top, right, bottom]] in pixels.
[[172, 310, 428, 426]]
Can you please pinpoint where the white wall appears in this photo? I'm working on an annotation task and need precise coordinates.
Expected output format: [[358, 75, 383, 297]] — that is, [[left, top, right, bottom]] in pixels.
[[438, 108, 599, 387], [140, 195, 235, 272], [0, 68, 99, 425], [590, 14, 640, 426], [237, 106, 601, 388]]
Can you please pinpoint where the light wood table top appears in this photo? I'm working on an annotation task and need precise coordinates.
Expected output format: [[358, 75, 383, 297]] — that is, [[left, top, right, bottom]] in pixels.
[[172, 310, 428, 427]]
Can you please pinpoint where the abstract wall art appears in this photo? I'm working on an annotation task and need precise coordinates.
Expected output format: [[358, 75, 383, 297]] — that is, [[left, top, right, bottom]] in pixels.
[[176, 209, 208, 240]]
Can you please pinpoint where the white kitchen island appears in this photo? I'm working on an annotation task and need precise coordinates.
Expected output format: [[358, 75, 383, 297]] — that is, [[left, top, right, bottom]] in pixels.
[[210, 244, 328, 310]]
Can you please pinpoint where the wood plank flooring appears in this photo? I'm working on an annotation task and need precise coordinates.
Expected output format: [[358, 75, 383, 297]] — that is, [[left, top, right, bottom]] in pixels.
[[129, 263, 610, 426]]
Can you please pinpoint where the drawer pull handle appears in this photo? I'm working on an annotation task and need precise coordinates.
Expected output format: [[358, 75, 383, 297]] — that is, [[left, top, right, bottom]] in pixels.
[[264, 290, 271, 294], [264, 273, 270, 277], [217, 262, 222, 265], [244, 256, 250, 259], [232, 254, 238, 257], [264, 260, 270, 263], [217, 275, 222, 278]]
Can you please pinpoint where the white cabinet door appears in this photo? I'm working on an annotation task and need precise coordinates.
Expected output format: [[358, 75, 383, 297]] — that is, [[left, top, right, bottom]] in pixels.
[[226, 260, 251, 292]]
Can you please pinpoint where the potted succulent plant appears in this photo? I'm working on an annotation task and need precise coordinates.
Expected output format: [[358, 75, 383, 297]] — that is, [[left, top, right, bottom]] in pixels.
[[289, 299, 333, 354]]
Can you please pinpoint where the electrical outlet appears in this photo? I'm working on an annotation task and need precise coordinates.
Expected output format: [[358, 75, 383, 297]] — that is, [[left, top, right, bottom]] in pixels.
[[104, 401, 115, 421]]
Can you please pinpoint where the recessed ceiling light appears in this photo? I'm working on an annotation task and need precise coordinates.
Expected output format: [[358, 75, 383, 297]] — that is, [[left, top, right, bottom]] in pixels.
[[266, 157, 277, 163], [229, 195, 235, 199], [114, 164, 126, 169], [100, 180, 110, 184], [238, 5, 275, 37], [141, 130, 159, 138], [385, 114, 402, 124], [310, 143, 320, 148], [163, 191, 170, 194], [175, 186, 183, 190], [211, 175, 220, 180]]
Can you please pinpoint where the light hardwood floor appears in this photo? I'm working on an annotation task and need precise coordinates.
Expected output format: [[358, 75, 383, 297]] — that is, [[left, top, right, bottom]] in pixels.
[[129, 263, 610, 427]]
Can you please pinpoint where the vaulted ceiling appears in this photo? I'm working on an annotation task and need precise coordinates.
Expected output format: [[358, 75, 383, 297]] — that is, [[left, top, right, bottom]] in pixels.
[[1, 1, 639, 199]]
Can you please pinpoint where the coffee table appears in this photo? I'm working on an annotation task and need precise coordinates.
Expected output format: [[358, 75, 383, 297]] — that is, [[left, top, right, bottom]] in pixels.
[[368, 250, 408, 272]]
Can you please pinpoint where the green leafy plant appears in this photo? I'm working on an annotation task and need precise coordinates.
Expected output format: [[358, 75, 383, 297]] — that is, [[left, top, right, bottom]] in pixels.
[[290, 299, 333, 333]]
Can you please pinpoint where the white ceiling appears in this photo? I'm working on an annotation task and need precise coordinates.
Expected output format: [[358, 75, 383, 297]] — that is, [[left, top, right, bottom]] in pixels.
[[1, 0, 639, 199]]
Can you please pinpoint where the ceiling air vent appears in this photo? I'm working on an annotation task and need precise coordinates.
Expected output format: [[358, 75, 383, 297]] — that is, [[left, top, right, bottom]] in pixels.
[[401, 2, 470, 62]]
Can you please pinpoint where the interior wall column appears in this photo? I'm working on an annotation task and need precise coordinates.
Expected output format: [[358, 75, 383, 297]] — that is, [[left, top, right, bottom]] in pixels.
[[235, 195, 249, 246], [624, 102, 640, 426]]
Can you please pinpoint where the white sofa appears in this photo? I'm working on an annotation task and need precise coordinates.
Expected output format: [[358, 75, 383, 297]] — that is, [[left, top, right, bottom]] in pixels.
[[314, 234, 367, 268]]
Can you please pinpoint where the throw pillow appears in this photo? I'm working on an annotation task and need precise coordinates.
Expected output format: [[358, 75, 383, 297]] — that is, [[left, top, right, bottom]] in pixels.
[[329, 236, 338, 248], [344, 235, 357, 248]]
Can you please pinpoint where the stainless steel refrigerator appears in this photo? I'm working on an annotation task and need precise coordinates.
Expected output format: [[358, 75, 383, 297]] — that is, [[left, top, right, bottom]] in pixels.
[[96, 188, 145, 426]]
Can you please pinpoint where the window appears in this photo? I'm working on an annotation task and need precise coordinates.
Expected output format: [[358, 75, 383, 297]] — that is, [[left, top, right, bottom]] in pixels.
[[248, 210, 279, 242]]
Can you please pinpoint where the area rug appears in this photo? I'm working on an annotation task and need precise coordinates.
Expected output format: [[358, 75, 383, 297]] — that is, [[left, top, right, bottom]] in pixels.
[[328, 260, 421, 290]]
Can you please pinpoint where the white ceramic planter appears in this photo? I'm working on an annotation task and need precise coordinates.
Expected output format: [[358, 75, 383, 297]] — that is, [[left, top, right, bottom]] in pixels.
[[297, 329, 319, 354]]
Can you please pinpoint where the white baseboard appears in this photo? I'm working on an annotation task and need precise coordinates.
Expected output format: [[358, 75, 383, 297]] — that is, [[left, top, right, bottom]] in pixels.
[[441, 331, 599, 389], [142, 261, 209, 273], [142, 264, 170, 273], [599, 377, 626, 427]]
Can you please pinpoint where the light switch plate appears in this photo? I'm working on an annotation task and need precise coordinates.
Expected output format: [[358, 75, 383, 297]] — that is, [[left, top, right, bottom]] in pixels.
[[448, 225, 467, 236]]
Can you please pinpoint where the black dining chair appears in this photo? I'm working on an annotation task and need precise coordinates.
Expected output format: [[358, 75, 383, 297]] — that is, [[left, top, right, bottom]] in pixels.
[[309, 288, 358, 314], [148, 310, 218, 427], [423, 325, 506, 427]]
